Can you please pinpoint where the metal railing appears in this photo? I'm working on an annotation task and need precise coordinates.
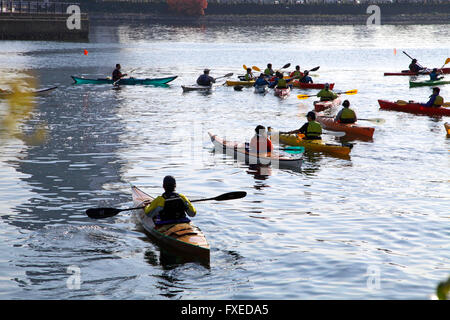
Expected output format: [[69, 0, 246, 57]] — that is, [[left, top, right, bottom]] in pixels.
[[0, 1, 81, 14]]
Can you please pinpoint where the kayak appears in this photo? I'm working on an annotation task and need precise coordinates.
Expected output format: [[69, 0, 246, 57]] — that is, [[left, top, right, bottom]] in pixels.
[[71, 75, 178, 85], [409, 79, 450, 88], [181, 85, 212, 92], [271, 131, 351, 157], [274, 86, 291, 98], [314, 97, 342, 112], [445, 122, 450, 135], [208, 132, 302, 169], [226, 80, 255, 86], [384, 68, 450, 76], [292, 82, 335, 90], [254, 85, 267, 94], [0, 86, 58, 98], [316, 115, 375, 139], [378, 99, 450, 116], [131, 185, 210, 263]]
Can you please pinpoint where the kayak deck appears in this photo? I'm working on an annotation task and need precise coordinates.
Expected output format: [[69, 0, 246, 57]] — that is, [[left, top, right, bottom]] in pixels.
[[316, 115, 375, 139], [314, 97, 342, 112], [409, 80, 450, 88], [131, 185, 210, 263]]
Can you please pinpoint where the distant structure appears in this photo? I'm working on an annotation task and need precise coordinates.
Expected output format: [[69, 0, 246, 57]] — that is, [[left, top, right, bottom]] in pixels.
[[0, 1, 89, 40]]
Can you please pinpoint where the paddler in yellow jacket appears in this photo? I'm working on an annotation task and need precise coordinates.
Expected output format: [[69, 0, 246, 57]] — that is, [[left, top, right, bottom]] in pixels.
[[281, 111, 323, 140], [144, 176, 196, 225], [244, 67, 254, 81], [335, 100, 357, 124], [264, 63, 274, 77], [316, 83, 338, 101]]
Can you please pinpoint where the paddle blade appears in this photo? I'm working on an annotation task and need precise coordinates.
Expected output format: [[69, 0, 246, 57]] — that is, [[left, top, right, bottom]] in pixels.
[[214, 191, 247, 201], [282, 63, 291, 69], [86, 207, 121, 219], [252, 66, 261, 72], [243, 65, 247, 70], [297, 94, 310, 100], [344, 89, 358, 95], [309, 66, 320, 72], [444, 58, 450, 66]]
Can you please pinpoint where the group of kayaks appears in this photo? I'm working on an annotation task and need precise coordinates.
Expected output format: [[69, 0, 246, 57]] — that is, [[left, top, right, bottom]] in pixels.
[[80, 62, 449, 264]]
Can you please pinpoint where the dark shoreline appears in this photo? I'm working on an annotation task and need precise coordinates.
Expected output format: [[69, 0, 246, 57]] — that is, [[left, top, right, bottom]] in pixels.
[[90, 12, 450, 26]]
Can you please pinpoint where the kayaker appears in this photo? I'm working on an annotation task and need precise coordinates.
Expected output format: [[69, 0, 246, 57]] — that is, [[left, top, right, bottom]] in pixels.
[[335, 100, 357, 124], [281, 111, 323, 140], [143, 175, 196, 225], [409, 59, 426, 73], [244, 67, 254, 81], [429, 68, 444, 81], [112, 64, 127, 82], [316, 83, 338, 101], [275, 72, 289, 89], [264, 64, 274, 77], [249, 125, 273, 154], [196, 69, 216, 86], [254, 73, 269, 87], [290, 65, 303, 79], [299, 70, 313, 84], [422, 87, 444, 108]]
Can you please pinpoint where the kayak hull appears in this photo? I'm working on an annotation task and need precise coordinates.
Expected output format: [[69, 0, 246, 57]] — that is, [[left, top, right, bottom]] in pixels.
[[314, 97, 342, 112], [71, 75, 177, 85], [316, 115, 375, 139], [226, 80, 255, 86], [384, 68, 450, 76], [131, 185, 210, 263], [182, 85, 212, 92], [254, 85, 267, 94], [292, 82, 335, 90], [272, 131, 351, 156], [378, 99, 450, 116], [409, 80, 450, 88], [209, 132, 302, 169]]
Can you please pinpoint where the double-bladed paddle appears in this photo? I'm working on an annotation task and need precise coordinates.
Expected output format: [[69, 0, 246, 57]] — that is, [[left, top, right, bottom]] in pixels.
[[297, 89, 358, 100], [214, 72, 234, 81], [86, 191, 247, 219], [319, 115, 385, 124]]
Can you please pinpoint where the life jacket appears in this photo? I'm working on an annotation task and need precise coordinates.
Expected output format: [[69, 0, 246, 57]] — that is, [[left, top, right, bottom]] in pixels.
[[112, 69, 122, 82], [291, 70, 303, 78], [245, 73, 253, 81], [339, 108, 356, 121], [197, 74, 213, 86], [306, 121, 322, 139], [434, 95, 444, 107], [264, 68, 274, 76], [250, 135, 273, 153], [158, 193, 188, 222], [277, 78, 287, 88]]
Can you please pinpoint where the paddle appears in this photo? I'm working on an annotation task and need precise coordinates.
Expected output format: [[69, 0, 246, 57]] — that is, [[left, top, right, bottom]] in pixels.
[[276, 129, 345, 138], [319, 115, 385, 124], [297, 89, 358, 100], [214, 72, 233, 81], [112, 68, 138, 86], [85, 191, 247, 219], [276, 63, 291, 73], [396, 100, 450, 108]]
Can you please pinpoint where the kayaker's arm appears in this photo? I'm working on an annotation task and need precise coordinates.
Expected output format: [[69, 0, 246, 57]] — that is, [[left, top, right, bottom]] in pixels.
[[179, 193, 196, 217]]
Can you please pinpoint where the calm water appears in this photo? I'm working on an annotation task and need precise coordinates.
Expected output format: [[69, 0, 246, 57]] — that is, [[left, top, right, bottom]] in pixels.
[[0, 23, 449, 300]]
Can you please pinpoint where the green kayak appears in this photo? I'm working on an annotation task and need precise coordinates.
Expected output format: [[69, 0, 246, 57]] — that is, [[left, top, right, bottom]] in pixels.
[[409, 79, 450, 88], [71, 75, 177, 85]]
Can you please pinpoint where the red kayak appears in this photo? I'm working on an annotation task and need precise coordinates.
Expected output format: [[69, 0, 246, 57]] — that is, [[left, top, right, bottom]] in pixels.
[[384, 68, 450, 76], [316, 115, 375, 139], [274, 86, 291, 98], [292, 82, 335, 90], [378, 99, 450, 116], [314, 97, 342, 112]]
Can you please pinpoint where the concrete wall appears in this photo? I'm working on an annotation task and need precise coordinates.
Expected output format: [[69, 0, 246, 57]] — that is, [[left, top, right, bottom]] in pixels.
[[0, 13, 89, 41]]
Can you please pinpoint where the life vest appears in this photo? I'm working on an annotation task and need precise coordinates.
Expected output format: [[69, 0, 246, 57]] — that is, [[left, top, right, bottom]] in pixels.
[[306, 121, 322, 139], [291, 70, 303, 78], [245, 73, 253, 81], [434, 95, 444, 107], [339, 108, 356, 120], [159, 193, 188, 221], [250, 135, 273, 153], [277, 78, 287, 88], [264, 68, 274, 76]]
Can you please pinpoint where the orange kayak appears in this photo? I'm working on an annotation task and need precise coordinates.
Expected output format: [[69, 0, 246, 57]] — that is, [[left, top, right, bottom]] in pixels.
[[316, 115, 375, 139], [314, 97, 342, 112]]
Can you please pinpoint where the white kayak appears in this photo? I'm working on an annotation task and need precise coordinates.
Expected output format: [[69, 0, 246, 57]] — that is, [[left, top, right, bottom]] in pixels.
[[182, 85, 212, 92]]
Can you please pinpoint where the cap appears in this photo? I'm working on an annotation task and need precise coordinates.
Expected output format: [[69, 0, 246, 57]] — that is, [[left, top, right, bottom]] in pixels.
[[204, 68, 210, 73]]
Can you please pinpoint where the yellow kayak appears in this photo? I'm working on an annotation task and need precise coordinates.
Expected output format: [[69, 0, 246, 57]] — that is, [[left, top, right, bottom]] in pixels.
[[271, 131, 351, 157], [226, 80, 255, 86]]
